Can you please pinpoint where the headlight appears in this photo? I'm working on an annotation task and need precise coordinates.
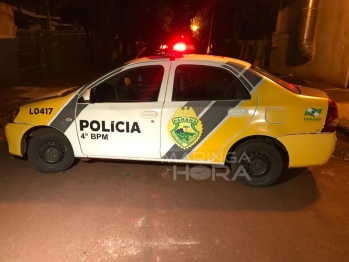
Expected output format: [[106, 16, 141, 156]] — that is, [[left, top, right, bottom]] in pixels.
[[9, 107, 20, 123]]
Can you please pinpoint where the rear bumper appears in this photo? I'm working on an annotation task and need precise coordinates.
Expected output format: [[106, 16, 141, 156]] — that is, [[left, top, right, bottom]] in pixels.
[[277, 133, 337, 168], [5, 123, 33, 157]]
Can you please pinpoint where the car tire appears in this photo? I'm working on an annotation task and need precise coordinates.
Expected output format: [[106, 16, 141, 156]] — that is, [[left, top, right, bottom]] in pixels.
[[28, 129, 75, 173], [230, 140, 283, 187]]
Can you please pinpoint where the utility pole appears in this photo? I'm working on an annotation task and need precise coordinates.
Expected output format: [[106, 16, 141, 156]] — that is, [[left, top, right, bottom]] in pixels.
[[92, 2, 96, 63], [275, 0, 283, 33]]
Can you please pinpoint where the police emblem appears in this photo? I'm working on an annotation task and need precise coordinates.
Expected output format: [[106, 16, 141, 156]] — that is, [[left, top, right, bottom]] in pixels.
[[168, 106, 203, 149]]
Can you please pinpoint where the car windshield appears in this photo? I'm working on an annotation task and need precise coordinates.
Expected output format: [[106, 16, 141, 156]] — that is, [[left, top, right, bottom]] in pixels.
[[251, 66, 301, 94], [78, 64, 125, 94]]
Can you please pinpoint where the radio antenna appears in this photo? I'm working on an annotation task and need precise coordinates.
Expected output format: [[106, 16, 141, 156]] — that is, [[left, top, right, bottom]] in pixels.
[[206, 15, 213, 54]]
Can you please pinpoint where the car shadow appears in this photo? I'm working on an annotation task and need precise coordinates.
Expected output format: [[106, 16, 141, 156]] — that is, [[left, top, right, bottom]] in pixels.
[[78, 158, 305, 185], [0, 150, 320, 212]]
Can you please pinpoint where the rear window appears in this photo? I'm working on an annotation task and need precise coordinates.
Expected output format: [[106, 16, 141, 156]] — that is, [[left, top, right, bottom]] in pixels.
[[251, 66, 301, 94]]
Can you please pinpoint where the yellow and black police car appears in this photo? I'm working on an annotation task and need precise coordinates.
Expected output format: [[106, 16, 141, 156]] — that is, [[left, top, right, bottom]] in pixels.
[[5, 46, 338, 187]]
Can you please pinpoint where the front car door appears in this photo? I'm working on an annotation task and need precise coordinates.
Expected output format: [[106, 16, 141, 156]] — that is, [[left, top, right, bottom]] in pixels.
[[75, 61, 170, 159], [160, 60, 259, 163]]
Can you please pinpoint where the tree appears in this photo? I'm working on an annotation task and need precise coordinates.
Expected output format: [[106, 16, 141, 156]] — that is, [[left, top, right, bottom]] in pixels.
[[188, 0, 279, 57], [6, 0, 280, 63], [4, 0, 68, 16]]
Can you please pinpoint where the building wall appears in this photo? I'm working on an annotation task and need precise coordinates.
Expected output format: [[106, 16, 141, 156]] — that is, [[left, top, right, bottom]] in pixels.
[[294, 0, 349, 88], [0, 2, 20, 85]]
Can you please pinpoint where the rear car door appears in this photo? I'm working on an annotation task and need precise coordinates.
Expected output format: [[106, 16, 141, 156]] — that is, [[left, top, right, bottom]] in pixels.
[[75, 61, 169, 159], [160, 61, 260, 163]]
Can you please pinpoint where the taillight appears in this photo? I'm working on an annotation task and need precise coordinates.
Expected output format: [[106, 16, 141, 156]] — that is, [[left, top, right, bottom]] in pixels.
[[321, 99, 338, 133]]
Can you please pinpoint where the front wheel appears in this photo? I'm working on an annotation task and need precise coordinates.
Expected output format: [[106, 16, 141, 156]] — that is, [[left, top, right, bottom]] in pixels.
[[28, 129, 75, 173], [230, 140, 283, 187]]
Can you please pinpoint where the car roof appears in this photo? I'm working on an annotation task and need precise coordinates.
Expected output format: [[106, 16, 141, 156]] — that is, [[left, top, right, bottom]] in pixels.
[[126, 54, 251, 68]]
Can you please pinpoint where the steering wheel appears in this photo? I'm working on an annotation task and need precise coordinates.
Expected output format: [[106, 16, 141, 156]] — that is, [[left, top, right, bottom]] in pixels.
[[115, 85, 131, 101]]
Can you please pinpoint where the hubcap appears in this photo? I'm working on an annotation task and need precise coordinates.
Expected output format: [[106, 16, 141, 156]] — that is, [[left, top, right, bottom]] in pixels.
[[38, 140, 65, 164], [242, 151, 271, 179]]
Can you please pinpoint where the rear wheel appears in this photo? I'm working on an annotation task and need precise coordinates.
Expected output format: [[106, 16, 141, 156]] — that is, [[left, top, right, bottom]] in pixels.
[[230, 140, 283, 187], [28, 129, 75, 173]]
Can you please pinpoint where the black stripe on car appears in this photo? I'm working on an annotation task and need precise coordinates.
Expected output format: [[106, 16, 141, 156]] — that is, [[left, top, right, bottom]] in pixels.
[[240, 69, 263, 91], [224, 62, 246, 75], [162, 100, 241, 160], [50, 96, 88, 133]]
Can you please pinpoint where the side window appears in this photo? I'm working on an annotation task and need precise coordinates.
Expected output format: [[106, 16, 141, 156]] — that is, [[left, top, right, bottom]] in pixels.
[[92, 65, 164, 103], [172, 65, 251, 101]]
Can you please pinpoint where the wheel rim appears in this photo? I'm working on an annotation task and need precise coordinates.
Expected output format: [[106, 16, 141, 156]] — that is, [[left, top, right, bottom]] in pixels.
[[241, 151, 272, 180], [37, 140, 66, 165]]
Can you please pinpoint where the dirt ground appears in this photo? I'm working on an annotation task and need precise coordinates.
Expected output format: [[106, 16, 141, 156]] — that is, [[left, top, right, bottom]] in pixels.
[[0, 134, 348, 262]]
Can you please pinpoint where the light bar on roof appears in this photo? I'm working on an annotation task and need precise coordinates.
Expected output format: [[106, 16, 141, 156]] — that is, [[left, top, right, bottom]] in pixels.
[[173, 43, 187, 52]]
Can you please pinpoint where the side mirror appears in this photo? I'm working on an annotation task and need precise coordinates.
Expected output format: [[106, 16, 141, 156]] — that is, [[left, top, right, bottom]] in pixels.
[[82, 89, 92, 102]]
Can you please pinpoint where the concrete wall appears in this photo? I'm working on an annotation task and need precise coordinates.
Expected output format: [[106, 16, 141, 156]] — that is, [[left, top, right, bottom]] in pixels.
[[0, 2, 20, 85], [294, 0, 349, 88]]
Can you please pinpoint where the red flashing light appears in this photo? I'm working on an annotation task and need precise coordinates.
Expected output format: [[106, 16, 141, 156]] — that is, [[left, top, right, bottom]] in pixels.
[[155, 36, 195, 59], [173, 43, 187, 52]]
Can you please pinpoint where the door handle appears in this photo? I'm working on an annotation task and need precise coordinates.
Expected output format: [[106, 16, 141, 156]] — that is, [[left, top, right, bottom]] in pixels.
[[141, 111, 158, 118], [228, 108, 248, 117]]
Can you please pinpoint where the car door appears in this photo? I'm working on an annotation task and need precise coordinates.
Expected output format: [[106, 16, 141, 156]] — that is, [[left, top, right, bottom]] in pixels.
[[160, 61, 259, 163], [75, 61, 169, 159]]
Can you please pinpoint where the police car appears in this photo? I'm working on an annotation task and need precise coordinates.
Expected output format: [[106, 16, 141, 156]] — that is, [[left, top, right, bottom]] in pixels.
[[5, 45, 338, 187]]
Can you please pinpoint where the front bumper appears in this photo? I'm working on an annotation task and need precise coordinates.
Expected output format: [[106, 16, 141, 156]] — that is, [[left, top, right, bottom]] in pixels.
[[5, 123, 33, 157], [277, 132, 337, 168]]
